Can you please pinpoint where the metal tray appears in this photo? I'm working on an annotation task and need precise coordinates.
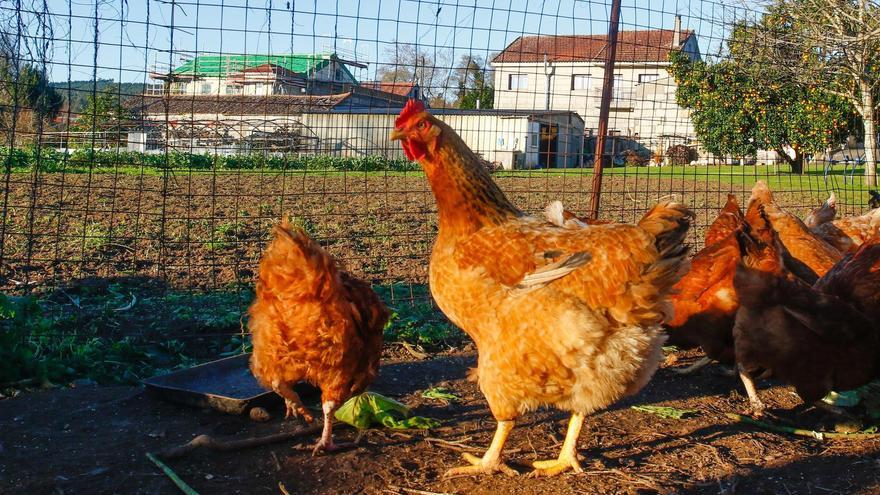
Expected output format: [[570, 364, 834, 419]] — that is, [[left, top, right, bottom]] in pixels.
[[143, 353, 317, 415]]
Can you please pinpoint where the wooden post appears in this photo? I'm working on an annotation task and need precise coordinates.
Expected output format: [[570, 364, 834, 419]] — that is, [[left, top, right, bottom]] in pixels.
[[589, 0, 622, 220]]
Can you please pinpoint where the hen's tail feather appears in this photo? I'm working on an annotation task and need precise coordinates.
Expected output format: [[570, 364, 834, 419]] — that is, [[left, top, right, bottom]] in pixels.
[[635, 201, 694, 323], [544, 200, 567, 228], [638, 201, 694, 259], [260, 219, 339, 300]]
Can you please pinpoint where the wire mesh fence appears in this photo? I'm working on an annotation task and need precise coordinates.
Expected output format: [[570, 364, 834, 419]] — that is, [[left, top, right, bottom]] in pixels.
[[1, 0, 878, 385]]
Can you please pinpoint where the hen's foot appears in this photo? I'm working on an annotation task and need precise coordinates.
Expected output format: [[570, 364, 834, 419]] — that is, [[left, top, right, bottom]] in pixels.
[[748, 399, 767, 419], [444, 452, 517, 478], [312, 439, 354, 456], [284, 399, 314, 423], [528, 453, 583, 477]]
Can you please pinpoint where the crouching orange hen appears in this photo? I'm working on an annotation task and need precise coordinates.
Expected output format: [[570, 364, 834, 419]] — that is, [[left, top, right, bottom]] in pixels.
[[391, 100, 693, 477], [249, 220, 389, 454]]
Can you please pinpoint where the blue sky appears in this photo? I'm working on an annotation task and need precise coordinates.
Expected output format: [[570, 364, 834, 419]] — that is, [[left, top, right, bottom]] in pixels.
[[33, 0, 762, 84]]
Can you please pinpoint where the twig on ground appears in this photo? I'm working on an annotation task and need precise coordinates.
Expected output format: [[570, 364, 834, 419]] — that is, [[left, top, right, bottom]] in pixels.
[[58, 288, 82, 309], [145, 452, 199, 495], [726, 413, 880, 439], [400, 342, 429, 360], [670, 356, 712, 375], [387, 486, 455, 495], [423, 436, 520, 454], [270, 451, 282, 472], [158, 424, 321, 459], [278, 482, 291, 495]]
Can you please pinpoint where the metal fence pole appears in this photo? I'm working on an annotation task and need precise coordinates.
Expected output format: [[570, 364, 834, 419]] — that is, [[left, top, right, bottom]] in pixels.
[[589, 0, 622, 220]]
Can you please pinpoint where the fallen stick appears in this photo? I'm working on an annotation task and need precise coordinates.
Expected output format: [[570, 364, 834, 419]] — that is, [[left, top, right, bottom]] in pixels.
[[388, 486, 454, 495], [423, 436, 521, 454], [670, 356, 712, 375], [145, 452, 199, 495], [725, 413, 880, 440], [158, 424, 321, 459]]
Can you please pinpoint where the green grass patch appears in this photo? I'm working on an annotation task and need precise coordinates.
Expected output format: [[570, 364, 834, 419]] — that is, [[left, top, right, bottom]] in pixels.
[[376, 284, 465, 351], [0, 284, 253, 390]]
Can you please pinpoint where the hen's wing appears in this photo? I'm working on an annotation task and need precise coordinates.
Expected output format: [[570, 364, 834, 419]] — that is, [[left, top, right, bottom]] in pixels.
[[705, 194, 744, 247], [668, 237, 740, 326], [455, 203, 692, 328], [814, 238, 880, 319]]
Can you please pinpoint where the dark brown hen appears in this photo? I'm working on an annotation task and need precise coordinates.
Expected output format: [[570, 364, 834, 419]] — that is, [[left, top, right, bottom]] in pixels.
[[732, 209, 880, 415]]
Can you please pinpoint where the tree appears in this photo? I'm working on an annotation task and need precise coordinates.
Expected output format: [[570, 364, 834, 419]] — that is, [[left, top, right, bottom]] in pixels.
[[0, 57, 63, 144], [71, 84, 132, 145], [453, 55, 494, 109], [376, 42, 452, 103], [732, 0, 880, 185], [668, 47, 854, 174]]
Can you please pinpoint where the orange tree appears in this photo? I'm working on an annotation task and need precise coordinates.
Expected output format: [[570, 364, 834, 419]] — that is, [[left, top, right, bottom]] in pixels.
[[668, 49, 854, 174]]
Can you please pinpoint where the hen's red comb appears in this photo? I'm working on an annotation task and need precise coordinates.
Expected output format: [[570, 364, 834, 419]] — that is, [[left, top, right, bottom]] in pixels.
[[395, 98, 426, 128]]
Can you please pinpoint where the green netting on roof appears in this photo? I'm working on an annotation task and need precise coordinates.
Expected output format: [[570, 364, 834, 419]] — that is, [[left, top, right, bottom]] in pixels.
[[171, 53, 335, 77]]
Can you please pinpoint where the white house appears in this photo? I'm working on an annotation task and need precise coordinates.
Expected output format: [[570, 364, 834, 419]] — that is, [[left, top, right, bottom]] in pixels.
[[147, 53, 365, 96], [491, 17, 700, 145]]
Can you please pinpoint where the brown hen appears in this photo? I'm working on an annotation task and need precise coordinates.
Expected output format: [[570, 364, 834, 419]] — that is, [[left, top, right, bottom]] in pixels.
[[665, 196, 745, 365], [704, 193, 745, 247], [732, 209, 880, 415], [391, 99, 693, 477], [746, 181, 842, 282], [249, 220, 389, 454], [808, 195, 880, 254]]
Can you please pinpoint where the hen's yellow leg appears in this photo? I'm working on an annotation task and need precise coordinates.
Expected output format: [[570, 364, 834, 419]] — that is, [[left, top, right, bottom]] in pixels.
[[528, 413, 585, 477], [444, 420, 517, 477]]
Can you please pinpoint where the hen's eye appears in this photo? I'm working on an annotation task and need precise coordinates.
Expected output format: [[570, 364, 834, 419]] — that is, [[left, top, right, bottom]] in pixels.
[[417, 121, 427, 129]]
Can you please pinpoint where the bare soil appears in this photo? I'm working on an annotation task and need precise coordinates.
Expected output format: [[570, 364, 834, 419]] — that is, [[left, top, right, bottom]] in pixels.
[[0, 171, 834, 293], [2, 172, 876, 494], [2, 349, 879, 495]]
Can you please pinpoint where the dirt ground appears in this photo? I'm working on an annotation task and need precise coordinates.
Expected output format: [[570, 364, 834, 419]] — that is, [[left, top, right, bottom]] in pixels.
[[3, 172, 877, 494], [0, 171, 839, 293], [3, 348, 880, 495]]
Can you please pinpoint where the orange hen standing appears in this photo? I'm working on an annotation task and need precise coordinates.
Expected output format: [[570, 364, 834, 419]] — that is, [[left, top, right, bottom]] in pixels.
[[390, 100, 693, 477], [249, 220, 389, 454], [665, 195, 745, 365], [746, 181, 842, 282]]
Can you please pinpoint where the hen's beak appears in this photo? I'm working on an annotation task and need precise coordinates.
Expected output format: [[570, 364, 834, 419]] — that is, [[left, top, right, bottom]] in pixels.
[[389, 128, 406, 141]]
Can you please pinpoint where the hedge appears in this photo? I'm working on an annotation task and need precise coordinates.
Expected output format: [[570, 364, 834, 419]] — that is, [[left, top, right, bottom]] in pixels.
[[0, 147, 420, 173]]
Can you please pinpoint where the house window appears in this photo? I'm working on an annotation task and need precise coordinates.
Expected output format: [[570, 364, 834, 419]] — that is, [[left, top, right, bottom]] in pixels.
[[611, 75, 625, 102], [638, 74, 659, 84], [335, 68, 344, 81], [225, 85, 242, 95], [508, 73, 528, 90], [571, 74, 591, 90], [200, 82, 213, 94]]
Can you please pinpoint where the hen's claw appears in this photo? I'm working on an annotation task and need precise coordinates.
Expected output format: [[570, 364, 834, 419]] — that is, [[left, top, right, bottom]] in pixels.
[[444, 453, 518, 478], [528, 454, 583, 477], [312, 439, 354, 456], [284, 399, 314, 423]]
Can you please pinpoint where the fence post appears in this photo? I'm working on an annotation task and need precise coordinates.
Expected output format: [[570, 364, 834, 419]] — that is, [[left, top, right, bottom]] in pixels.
[[589, 0, 622, 220]]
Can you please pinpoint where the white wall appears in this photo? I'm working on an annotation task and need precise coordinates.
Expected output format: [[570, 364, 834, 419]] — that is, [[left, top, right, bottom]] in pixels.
[[142, 111, 583, 168], [491, 37, 700, 140]]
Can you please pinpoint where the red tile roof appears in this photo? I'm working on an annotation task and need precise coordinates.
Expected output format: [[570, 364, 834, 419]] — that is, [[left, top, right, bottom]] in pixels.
[[493, 29, 694, 64], [360, 81, 416, 97]]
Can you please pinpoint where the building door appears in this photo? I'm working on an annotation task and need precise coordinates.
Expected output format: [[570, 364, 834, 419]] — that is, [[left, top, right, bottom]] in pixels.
[[539, 124, 558, 168]]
